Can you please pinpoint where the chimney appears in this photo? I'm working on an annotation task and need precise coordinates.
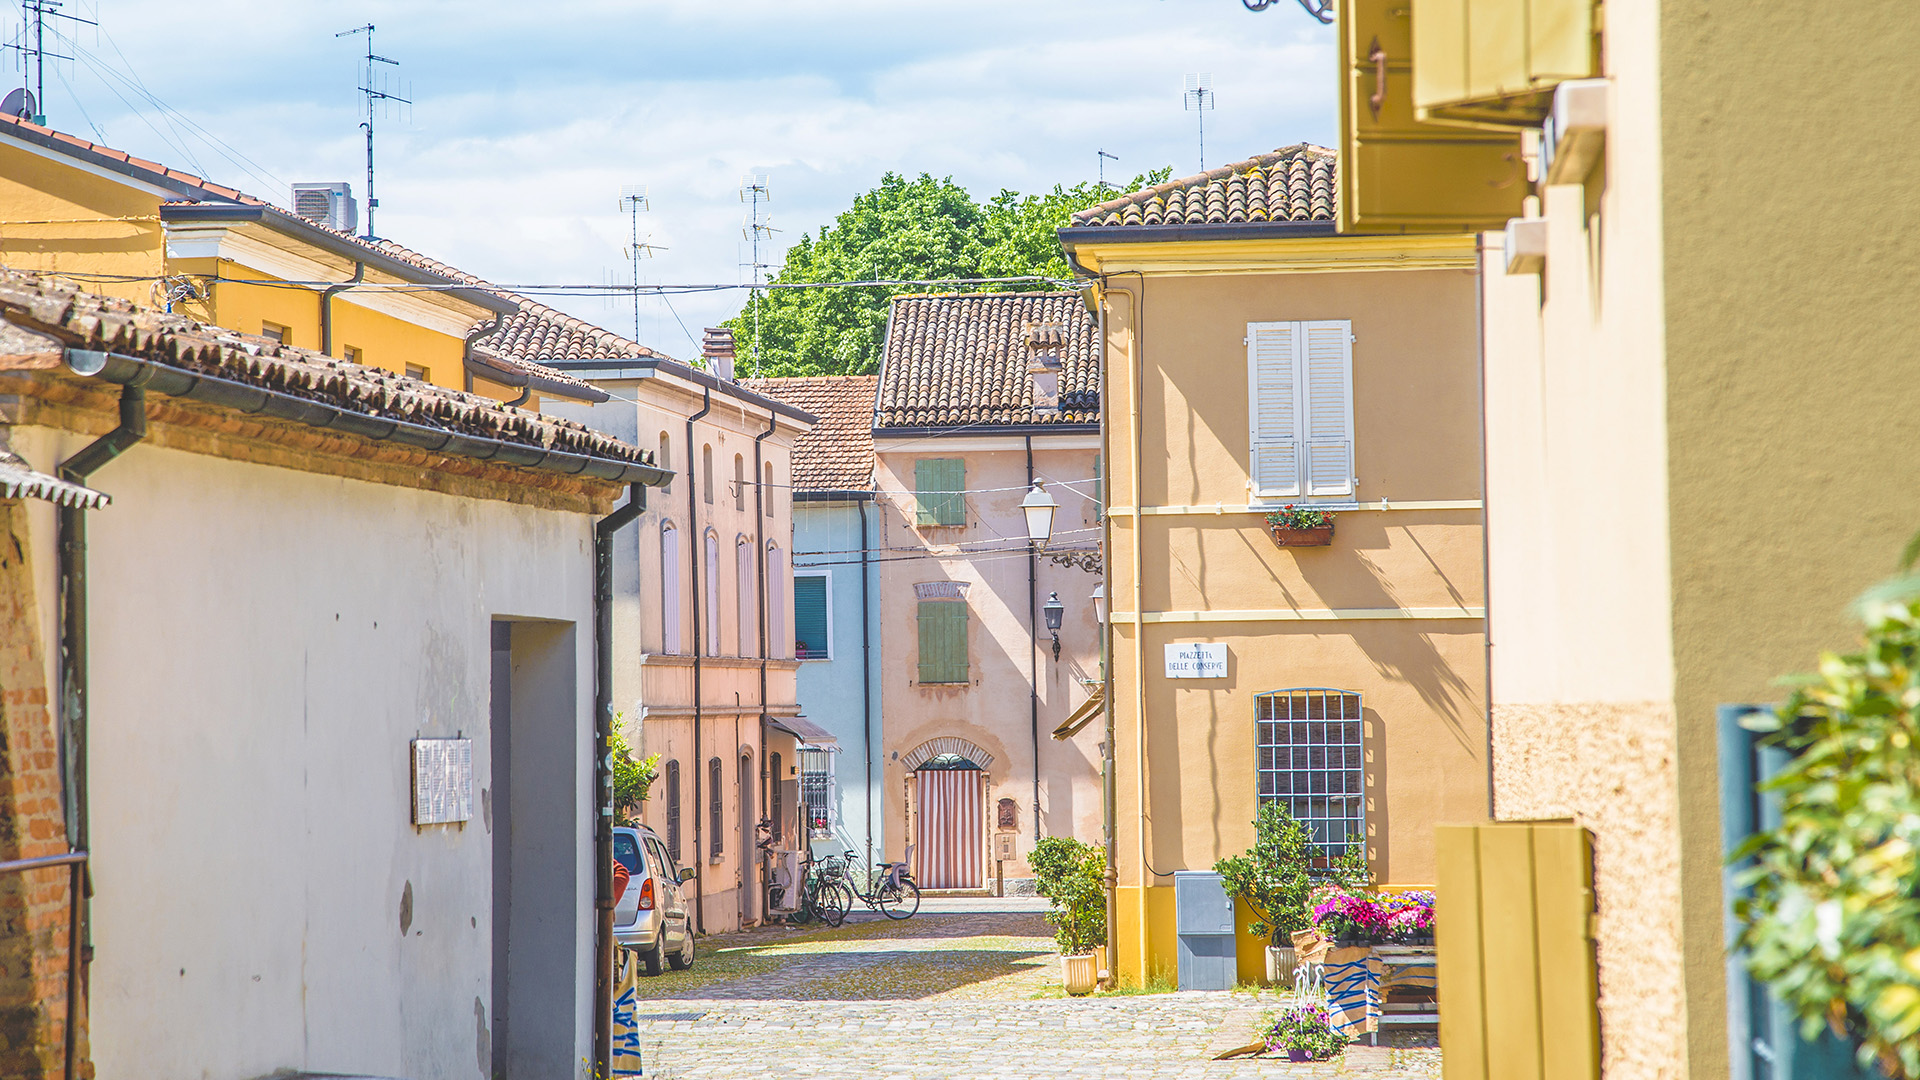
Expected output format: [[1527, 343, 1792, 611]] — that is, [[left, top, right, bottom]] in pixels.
[[702, 327, 737, 381], [1023, 322, 1064, 414], [292, 183, 358, 234]]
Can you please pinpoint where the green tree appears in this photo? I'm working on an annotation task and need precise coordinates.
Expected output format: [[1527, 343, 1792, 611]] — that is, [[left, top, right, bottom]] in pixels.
[[722, 169, 1168, 378], [1214, 802, 1369, 946], [1031, 835, 1108, 956]]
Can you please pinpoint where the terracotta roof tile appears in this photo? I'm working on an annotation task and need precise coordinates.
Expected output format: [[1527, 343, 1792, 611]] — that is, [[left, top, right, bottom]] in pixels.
[[1069, 143, 1335, 229], [873, 292, 1098, 430], [0, 271, 651, 472], [739, 376, 876, 492]]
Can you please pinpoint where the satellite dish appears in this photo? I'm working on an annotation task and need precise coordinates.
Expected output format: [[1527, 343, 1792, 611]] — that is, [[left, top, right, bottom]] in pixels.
[[1, 88, 35, 121]]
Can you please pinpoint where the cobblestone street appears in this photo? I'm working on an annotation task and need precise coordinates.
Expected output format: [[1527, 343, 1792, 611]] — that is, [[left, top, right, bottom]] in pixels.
[[627, 900, 1440, 1079]]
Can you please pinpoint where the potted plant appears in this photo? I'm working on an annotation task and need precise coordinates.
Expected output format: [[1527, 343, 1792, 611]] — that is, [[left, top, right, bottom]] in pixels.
[[1265, 504, 1334, 547], [1311, 890, 1434, 948], [1032, 836, 1107, 995], [1215, 804, 1368, 985], [1264, 1004, 1347, 1062]]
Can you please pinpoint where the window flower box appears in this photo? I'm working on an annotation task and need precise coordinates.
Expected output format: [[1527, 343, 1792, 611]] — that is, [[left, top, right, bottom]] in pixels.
[[1265, 506, 1335, 548]]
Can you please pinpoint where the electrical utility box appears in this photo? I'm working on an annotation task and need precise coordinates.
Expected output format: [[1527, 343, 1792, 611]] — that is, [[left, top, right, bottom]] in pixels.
[[1174, 871, 1237, 991]]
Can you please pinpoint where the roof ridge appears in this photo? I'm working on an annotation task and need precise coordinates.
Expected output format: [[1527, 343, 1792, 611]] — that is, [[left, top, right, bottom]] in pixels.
[[1069, 143, 1336, 230]]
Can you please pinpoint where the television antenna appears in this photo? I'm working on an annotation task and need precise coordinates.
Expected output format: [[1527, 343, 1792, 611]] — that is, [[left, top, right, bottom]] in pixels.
[[335, 24, 411, 240], [1097, 149, 1119, 192], [739, 173, 778, 378], [618, 184, 666, 343], [1183, 73, 1215, 172], [2, 1, 95, 126]]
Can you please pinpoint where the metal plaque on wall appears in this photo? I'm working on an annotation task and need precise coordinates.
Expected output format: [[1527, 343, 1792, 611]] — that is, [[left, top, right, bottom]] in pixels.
[[412, 738, 473, 825]]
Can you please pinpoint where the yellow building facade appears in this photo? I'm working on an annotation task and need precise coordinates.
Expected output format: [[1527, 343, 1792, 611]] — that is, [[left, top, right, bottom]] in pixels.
[[0, 114, 579, 405], [1061, 148, 1490, 986]]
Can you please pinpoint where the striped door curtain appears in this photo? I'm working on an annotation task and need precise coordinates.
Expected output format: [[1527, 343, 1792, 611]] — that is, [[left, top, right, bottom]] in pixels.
[[913, 769, 984, 890]]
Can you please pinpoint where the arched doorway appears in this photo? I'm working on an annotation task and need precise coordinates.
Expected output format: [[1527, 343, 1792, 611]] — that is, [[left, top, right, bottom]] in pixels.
[[911, 752, 987, 890]]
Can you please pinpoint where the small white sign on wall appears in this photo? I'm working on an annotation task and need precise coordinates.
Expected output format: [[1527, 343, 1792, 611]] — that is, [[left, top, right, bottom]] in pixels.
[[1164, 643, 1228, 679], [411, 738, 474, 825]]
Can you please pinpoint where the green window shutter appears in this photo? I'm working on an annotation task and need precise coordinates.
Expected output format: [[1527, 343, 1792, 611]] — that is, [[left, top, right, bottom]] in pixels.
[[793, 575, 830, 659], [917, 600, 968, 683], [914, 458, 966, 526]]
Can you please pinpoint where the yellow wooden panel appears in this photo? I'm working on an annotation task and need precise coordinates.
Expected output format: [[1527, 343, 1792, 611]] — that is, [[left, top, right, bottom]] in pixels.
[[1478, 825, 1544, 1080], [1412, 0, 1599, 126], [1411, 0, 1467, 108], [1340, 0, 1528, 233], [1529, 0, 1597, 83], [1530, 824, 1600, 1080], [1468, 0, 1530, 102], [1436, 825, 1489, 1080]]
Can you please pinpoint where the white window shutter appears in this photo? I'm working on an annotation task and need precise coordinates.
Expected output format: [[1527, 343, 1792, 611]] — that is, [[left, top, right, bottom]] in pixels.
[[1246, 322, 1300, 498], [1301, 321, 1354, 497]]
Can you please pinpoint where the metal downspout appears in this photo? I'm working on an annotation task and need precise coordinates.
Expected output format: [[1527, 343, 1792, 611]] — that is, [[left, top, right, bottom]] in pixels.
[[55, 375, 150, 1080], [859, 497, 875, 866], [1027, 436, 1041, 846], [1109, 275, 1152, 984], [686, 388, 712, 934], [1094, 287, 1118, 974], [319, 262, 365, 357], [592, 482, 647, 1079], [752, 411, 775, 924]]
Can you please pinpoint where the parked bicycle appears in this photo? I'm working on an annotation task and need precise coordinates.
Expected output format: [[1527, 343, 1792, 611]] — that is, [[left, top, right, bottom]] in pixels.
[[813, 850, 920, 923]]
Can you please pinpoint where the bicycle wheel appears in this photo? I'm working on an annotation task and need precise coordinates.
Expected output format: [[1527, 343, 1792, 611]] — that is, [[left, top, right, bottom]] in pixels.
[[800, 878, 831, 925], [876, 878, 920, 920], [820, 880, 854, 927]]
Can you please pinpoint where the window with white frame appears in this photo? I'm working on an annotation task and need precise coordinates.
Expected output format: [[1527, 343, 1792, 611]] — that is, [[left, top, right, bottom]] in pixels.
[[1247, 320, 1355, 501], [793, 572, 830, 659], [1254, 688, 1364, 859]]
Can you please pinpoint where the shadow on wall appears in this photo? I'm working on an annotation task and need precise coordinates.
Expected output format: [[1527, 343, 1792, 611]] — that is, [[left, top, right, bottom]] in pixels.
[[1363, 707, 1390, 880]]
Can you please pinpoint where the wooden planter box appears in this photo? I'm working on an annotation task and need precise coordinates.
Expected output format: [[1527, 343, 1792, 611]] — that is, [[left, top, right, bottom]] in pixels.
[[1268, 523, 1334, 547]]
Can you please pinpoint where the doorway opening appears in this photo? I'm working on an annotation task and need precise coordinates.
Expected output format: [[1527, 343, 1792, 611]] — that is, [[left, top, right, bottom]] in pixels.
[[912, 755, 984, 890]]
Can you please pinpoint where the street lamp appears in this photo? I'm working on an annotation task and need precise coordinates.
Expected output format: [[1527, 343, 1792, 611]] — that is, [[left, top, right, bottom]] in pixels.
[[1042, 591, 1064, 661], [1021, 481, 1058, 549], [1091, 584, 1106, 625]]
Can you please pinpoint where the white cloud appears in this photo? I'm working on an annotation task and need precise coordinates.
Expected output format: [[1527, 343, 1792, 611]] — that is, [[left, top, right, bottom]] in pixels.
[[30, 0, 1334, 358]]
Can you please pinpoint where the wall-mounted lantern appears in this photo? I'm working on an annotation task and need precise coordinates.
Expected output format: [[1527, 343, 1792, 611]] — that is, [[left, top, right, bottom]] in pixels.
[[1091, 583, 1106, 625], [1021, 482, 1058, 549], [1042, 591, 1064, 661]]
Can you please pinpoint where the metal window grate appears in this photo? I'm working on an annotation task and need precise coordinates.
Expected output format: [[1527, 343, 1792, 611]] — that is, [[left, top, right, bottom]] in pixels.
[[1254, 688, 1364, 857], [799, 748, 834, 838], [665, 761, 681, 861]]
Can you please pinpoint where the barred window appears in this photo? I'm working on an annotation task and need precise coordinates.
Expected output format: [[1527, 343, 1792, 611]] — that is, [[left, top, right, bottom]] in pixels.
[[800, 748, 835, 839], [664, 760, 681, 862], [1255, 688, 1364, 858]]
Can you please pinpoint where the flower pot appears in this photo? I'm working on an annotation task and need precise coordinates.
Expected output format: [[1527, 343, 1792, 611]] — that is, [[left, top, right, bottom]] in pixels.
[[1266, 945, 1298, 986], [1061, 953, 1099, 996], [1287, 1048, 1313, 1062], [1268, 524, 1334, 548]]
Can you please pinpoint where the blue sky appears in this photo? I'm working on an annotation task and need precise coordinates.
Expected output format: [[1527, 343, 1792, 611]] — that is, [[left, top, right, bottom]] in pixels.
[[17, 0, 1334, 357]]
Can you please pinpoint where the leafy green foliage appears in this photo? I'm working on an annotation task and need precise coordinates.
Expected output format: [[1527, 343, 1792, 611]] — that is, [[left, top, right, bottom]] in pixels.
[[1733, 571, 1920, 1079], [611, 732, 659, 829], [1215, 802, 1369, 946], [722, 169, 1169, 377], [1265, 505, 1334, 530], [1031, 835, 1108, 955]]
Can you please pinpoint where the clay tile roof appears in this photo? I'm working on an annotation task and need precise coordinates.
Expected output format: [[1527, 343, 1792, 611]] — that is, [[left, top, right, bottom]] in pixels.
[[872, 292, 1098, 430], [1069, 143, 1335, 228], [738, 376, 877, 492], [370, 239, 672, 379], [0, 270, 652, 473]]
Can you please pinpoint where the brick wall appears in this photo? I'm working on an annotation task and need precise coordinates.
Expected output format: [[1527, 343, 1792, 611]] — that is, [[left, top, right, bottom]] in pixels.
[[0, 499, 84, 1079]]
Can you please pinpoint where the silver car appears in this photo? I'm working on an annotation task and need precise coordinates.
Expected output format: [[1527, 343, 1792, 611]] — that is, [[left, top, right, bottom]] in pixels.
[[614, 825, 695, 974]]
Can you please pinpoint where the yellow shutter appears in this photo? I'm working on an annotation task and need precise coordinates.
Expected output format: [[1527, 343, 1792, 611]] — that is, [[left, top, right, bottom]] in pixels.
[[1436, 821, 1599, 1080], [1412, 0, 1601, 128], [1338, 0, 1528, 234]]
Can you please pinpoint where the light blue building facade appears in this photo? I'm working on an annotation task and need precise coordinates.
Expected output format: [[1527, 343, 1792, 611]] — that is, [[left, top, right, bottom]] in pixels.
[[742, 377, 885, 867]]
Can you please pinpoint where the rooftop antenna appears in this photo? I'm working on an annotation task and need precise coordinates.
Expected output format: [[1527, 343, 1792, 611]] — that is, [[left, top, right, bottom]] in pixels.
[[1183, 73, 1214, 172], [335, 24, 411, 240], [619, 184, 666, 343], [1097, 149, 1119, 192], [739, 173, 777, 379], [2, 1, 95, 125]]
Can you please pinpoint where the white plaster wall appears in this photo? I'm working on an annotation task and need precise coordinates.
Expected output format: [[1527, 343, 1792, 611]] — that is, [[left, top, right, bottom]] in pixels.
[[15, 427, 596, 1080]]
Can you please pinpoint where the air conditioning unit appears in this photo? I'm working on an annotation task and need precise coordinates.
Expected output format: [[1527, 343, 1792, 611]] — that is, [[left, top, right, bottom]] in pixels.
[[292, 182, 357, 234], [767, 849, 805, 913]]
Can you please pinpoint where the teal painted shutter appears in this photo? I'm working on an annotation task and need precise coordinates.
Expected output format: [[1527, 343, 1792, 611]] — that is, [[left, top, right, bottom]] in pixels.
[[793, 575, 829, 659], [915, 459, 966, 526], [917, 600, 968, 683]]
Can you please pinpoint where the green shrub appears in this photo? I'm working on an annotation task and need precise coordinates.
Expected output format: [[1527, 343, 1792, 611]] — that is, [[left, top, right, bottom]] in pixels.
[[1031, 836, 1106, 955], [1214, 802, 1368, 946], [1734, 552, 1920, 1079]]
